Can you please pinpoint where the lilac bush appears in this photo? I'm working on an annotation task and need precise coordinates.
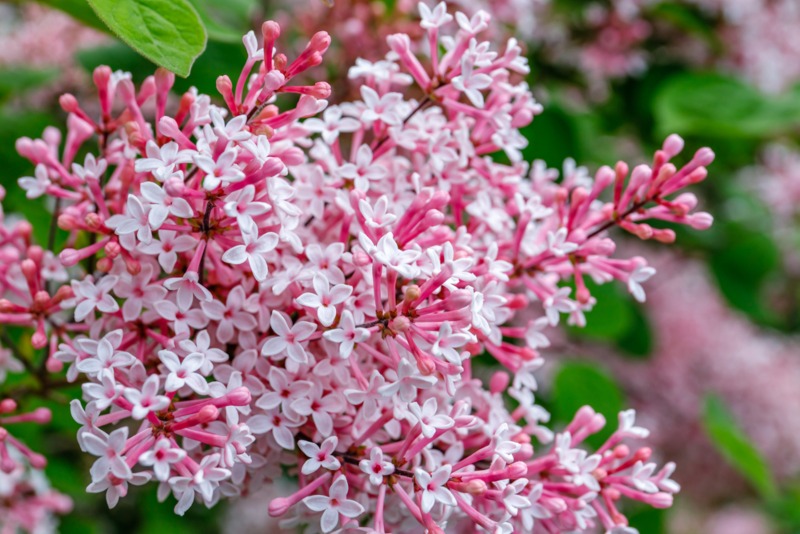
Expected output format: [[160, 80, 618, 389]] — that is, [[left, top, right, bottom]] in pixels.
[[0, 3, 717, 532]]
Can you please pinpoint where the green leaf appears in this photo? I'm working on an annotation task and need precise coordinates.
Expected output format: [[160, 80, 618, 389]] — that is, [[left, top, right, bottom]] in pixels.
[[36, 0, 108, 32], [0, 109, 59, 245], [0, 67, 60, 103], [708, 223, 781, 325], [552, 362, 624, 448], [654, 72, 800, 138], [521, 103, 584, 168], [702, 394, 777, 498], [188, 0, 257, 43], [86, 0, 207, 77], [565, 280, 653, 358], [567, 281, 634, 342]]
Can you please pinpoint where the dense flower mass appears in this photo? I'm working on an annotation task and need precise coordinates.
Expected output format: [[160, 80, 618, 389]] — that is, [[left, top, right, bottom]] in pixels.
[[0, 2, 716, 532]]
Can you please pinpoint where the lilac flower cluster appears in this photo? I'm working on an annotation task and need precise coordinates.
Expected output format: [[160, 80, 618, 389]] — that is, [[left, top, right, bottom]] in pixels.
[[0, 3, 715, 532]]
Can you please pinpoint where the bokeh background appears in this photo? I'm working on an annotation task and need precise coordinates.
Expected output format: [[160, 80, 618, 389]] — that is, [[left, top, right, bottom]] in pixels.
[[1, 0, 800, 532]]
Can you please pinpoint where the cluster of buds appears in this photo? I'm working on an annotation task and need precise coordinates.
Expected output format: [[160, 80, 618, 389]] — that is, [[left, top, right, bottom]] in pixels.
[[0, 2, 714, 532]]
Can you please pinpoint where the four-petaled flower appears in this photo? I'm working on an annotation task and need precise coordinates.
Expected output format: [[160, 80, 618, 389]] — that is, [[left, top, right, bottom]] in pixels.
[[303, 476, 365, 533]]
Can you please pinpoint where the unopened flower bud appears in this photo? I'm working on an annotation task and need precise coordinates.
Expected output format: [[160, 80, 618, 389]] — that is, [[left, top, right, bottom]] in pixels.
[[59, 93, 79, 113], [85, 212, 102, 230], [105, 241, 122, 258], [262, 20, 281, 43], [58, 213, 79, 231], [662, 134, 684, 159], [464, 479, 487, 496], [96, 257, 113, 273], [58, 249, 81, 267], [489, 371, 509, 395], [46, 356, 64, 373], [0, 399, 17, 413]]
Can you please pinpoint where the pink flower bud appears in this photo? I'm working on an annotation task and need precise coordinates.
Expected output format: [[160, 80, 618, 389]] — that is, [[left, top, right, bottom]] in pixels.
[[662, 134, 684, 158], [507, 461, 528, 479], [445, 289, 473, 310], [0, 399, 17, 413], [28, 452, 47, 469], [46, 357, 64, 373], [310, 81, 331, 99], [688, 212, 714, 230], [489, 372, 510, 394], [227, 386, 252, 406], [58, 249, 81, 267], [104, 241, 122, 259], [57, 213, 79, 231], [309, 31, 331, 54], [692, 147, 715, 167], [464, 479, 487, 495], [31, 408, 52, 424], [59, 93, 79, 113], [268, 497, 291, 517], [261, 20, 281, 43], [196, 405, 220, 423]]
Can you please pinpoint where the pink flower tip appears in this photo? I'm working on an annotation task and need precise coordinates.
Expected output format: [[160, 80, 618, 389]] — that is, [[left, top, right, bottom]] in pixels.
[[227, 386, 252, 406], [0, 399, 17, 413], [262, 20, 281, 42], [31, 330, 48, 350], [59, 94, 79, 113], [32, 408, 52, 424], [46, 357, 64, 373], [268, 497, 291, 516], [28, 452, 47, 469], [662, 134, 684, 158], [197, 405, 220, 423], [58, 249, 81, 267], [309, 31, 332, 54], [489, 372, 510, 395], [216, 75, 233, 93], [465, 479, 487, 495], [92, 65, 112, 86], [311, 82, 332, 99], [446, 289, 473, 310], [693, 147, 715, 167], [688, 212, 713, 230]]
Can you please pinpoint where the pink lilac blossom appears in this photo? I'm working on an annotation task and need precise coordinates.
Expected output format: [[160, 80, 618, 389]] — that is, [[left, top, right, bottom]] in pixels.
[[0, 3, 716, 532]]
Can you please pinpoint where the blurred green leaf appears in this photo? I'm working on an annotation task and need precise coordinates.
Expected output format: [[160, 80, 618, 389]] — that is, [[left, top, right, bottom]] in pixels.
[[87, 0, 207, 77], [615, 304, 653, 357], [566, 280, 653, 358], [703, 394, 777, 498], [0, 109, 58, 245], [567, 281, 634, 342], [627, 504, 666, 534], [188, 0, 258, 43], [552, 361, 624, 447], [708, 223, 781, 325], [522, 103, 584, 168], [0, 67, 60, 103], [36, 0, 108, 32], [654, 72, 800, 138]]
